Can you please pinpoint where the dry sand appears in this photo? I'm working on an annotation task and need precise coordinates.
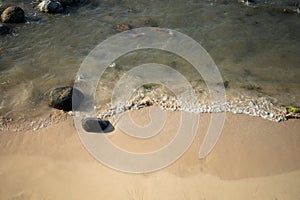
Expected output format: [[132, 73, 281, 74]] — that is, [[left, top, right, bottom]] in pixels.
[[0, 108, 300, 200]]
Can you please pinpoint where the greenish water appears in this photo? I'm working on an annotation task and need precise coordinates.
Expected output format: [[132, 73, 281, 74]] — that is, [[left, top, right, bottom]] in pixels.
[[0, 0, 300, 126]]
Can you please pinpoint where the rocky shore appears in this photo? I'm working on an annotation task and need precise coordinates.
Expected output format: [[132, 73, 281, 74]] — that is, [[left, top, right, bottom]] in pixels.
[[1, 90, 299, 132], [97, 93, 299, 123]]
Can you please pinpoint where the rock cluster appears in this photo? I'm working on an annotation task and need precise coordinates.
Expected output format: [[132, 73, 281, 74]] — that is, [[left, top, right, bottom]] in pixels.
[[37, 0, 64, 13]]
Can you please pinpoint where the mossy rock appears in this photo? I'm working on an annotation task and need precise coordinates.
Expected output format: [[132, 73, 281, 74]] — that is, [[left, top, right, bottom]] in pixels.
[[283, 106, 300, 113]]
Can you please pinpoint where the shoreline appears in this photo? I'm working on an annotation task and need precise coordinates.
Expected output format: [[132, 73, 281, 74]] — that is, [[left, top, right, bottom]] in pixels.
[[2, 94, 299, 132], [0, 97, 300, 132]]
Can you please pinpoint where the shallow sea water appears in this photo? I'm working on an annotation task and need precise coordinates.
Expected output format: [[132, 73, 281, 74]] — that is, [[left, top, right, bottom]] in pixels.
[[0, 0, 300, 128]]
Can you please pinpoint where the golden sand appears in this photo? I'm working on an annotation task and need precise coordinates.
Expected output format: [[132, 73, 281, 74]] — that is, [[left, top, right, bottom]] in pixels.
[[0, 108, 299, 199]]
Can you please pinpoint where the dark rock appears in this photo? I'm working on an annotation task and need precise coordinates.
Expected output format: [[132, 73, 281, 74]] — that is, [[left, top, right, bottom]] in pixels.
[[37, 0, 64, 13], [48, 86, 84, 111], [82, 118, 114, 133], [114, 23, 132, 32], [0, 23, 12, 35], [1, 6, 25, 23], [57, 0, 75, 6]]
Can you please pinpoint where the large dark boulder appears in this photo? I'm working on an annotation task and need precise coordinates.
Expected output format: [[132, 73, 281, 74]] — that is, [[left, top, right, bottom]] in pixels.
[[1, 6, 25, 23], [48, 86, 84, 111], [37, 0, 64, 13]]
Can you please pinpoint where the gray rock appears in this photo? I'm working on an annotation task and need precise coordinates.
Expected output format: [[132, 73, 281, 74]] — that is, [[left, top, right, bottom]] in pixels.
[[48, 86, 84, 111], [37, 0, 64, 13], [1, 6, 25, 23]]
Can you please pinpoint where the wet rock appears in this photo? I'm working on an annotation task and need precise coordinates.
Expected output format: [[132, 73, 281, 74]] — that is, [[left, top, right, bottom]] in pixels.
[[57, 0, 75, 6], [114, 23, 132, 32], [1, 6, 25, 23], [48, 86, 84, 111], [0, 23, 12, 35], [82, 118, 114, 133], [37, 0, 64, 13]]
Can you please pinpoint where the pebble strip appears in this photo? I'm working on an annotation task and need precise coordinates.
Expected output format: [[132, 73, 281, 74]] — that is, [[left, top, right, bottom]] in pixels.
[[97, 95, 299, 122]]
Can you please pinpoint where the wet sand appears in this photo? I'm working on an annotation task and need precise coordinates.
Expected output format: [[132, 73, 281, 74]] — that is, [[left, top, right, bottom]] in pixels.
[[0, 108, 300, 199]]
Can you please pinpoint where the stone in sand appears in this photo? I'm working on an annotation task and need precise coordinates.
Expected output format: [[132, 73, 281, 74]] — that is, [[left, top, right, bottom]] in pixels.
[[82, 118, 114, 133], [48, 86, 84, 111], [1, 6, 25, 23], [0, 23, 12, 35], [37, 0, 64, 13]]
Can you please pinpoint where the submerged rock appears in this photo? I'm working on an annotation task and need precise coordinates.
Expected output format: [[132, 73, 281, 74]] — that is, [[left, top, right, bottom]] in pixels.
[[114, 23, 132, 32], [1, 6, 25, 23], [48, 86, 84, 111], [0, 23, 12, 35], [37, 0, 64, 13]]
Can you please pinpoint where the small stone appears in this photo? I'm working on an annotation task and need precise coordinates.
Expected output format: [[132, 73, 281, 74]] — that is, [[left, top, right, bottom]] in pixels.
[[37, 0, 64, 13], [1, 6, 25, 23], [114, 23, 132, 32], [108, 62, 117, 68], [48, 86, 84, 111], [132, 16, 158, 28]]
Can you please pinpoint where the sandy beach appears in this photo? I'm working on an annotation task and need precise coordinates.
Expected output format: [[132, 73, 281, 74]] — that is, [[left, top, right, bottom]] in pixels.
[[0, 108, 299, 200]]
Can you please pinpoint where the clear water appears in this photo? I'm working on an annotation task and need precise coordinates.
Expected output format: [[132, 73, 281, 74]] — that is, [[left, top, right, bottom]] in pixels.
[[0, 0, 300, 125]]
